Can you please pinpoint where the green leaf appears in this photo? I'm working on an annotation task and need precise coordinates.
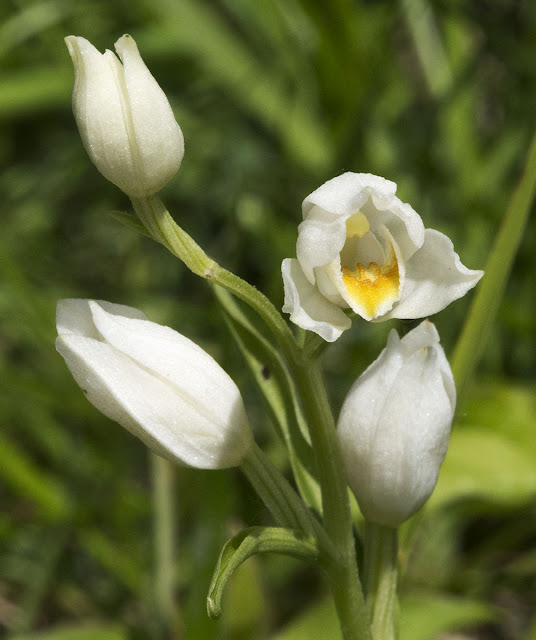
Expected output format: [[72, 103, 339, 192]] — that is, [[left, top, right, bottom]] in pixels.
[[109, 210, 152, 238], [458, 381, 536, 454], [0, 67, 71, 119], [220, 547, 267, 638], [11, 624, 128, 640], [79, 529, 144, 595], [0, 2, 66, 59], [268, 598, 342, 640], [0, 431, 72, 521], [207, 526, 318, 620], [452, 124, 536, 401], [399, 592, 497, 640], [428, 426, 536, 510], [214, 286, 322, 513]]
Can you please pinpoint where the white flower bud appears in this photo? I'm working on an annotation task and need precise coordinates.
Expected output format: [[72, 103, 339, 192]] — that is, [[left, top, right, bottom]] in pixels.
[[337, 320, 456, 526], [56, 299, 253, 469], [65, 34, 184, 197], [282, 173, 484, 341]]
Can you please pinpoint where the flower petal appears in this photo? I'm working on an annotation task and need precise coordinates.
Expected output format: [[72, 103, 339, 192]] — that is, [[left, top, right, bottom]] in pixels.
[[115, 34, 184, 196], [363, 195, 424, 261], [329, 225, 406, 321], [65, 36, 134, 192], [281, 258, 351, 342], [56, 333, 251, 469], [297, 173, 425, 281], [303, 172, 397, 219], [337, 321, 454, 526], [57, 298, 147, 338], [296, 206, 347, 282], [382, 229, 484, 320], [400, 320, 456, 411], [87, 302, 250, 453]]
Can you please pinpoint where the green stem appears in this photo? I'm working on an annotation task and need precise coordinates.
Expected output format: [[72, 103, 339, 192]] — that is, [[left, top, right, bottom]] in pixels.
[[132, 194, 369, 639], [451, 124, 536, 401], [241, 442, 331, 550], [289, 358, 370, 640], [364, 522, 398, 640], [130, 195, 299, 361], [151, 453, 180, 637]]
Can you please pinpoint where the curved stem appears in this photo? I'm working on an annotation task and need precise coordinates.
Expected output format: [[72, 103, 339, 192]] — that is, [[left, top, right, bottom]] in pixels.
[[130, 195, 300, 362], [364, 522, 398, 640], [132, 194, 369, 639], [241, 442, 333, 555], [289, 358, 370, 640]]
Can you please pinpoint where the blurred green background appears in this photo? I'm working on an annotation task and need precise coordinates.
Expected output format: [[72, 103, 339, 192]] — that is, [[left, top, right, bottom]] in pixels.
[[1, 0, 535, 638]]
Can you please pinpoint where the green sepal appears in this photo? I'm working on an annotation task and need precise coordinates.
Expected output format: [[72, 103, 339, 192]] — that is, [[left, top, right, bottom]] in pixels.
[[214, 286, 322, 513], [207, 526, 319, 620], [109, 210, 152, 238]]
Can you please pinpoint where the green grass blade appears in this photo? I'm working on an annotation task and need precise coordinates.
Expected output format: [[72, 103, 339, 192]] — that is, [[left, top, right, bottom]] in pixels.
[[452, 125, 536, 400]]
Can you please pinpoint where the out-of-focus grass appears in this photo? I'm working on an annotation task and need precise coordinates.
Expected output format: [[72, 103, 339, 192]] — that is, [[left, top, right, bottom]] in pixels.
[[1, 1, 535, 639]]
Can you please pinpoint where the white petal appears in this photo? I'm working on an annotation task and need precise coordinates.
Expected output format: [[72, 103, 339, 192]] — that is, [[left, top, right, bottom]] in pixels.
[[382, 229, 484, 320], [363, 196, 425, 261], [298, 173, 425, 280], [296, 206, 347, 282], [57, 333, 251, 469], [340, 231, 384, 268], [56, 298, 147, 338], [65, 37, 134, 192], [88, 302, 247, 426], [400, 320, 456, 411], [367, 347, 452, 525], [303, 172, 397, 219], [314, 265, 347, 306], [115, 35, 184, 196], [281, 258, 351, 342], [338, 329, 405, 437], [338, 323, 454, 526]]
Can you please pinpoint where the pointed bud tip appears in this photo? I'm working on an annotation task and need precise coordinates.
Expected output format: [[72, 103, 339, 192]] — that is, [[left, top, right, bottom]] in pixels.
[[64, 35, 78, 59], [114, 33, 140, 60]]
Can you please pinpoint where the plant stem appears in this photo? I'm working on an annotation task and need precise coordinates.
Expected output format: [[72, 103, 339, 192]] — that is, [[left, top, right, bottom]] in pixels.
[[451, 124, 536, 402], [151, 453, 180, 637], [364, 522, 398, 640], [130, 195, 299, 362], [290, 358, 370, 640], [241, 442, 331, 550], [132, 194, 369, 639]]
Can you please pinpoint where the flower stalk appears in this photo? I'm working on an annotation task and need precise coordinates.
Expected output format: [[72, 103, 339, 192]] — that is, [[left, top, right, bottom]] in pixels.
[[151, 453, 181, 637], [288, 356, 370, 640], [364, 522, 399, 640], [130, 195, 300, 362]]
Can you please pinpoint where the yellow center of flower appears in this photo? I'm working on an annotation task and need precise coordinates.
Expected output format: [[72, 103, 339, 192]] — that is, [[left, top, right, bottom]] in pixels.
[[341, 213, 400, 318], [345, 211, 370, 238]]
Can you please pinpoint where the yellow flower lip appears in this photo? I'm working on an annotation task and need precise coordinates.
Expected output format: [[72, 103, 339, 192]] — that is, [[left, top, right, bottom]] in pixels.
[[345, 211, 370, 238], [340, 217, 401, 319]]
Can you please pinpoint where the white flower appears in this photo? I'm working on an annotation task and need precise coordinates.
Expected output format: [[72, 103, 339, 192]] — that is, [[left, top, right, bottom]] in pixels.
[[282, 173, 484, 342], [65, 34, 184, 197], [56, 299, 253, 469], [337, 320, 455, 526]]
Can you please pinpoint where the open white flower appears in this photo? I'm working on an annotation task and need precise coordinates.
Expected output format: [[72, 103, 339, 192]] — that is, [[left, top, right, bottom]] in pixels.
[[56, 299, 253, 469], [65, 34, 184, 197], [282, 173, 484, 341], [337, 320, 455, 526]]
